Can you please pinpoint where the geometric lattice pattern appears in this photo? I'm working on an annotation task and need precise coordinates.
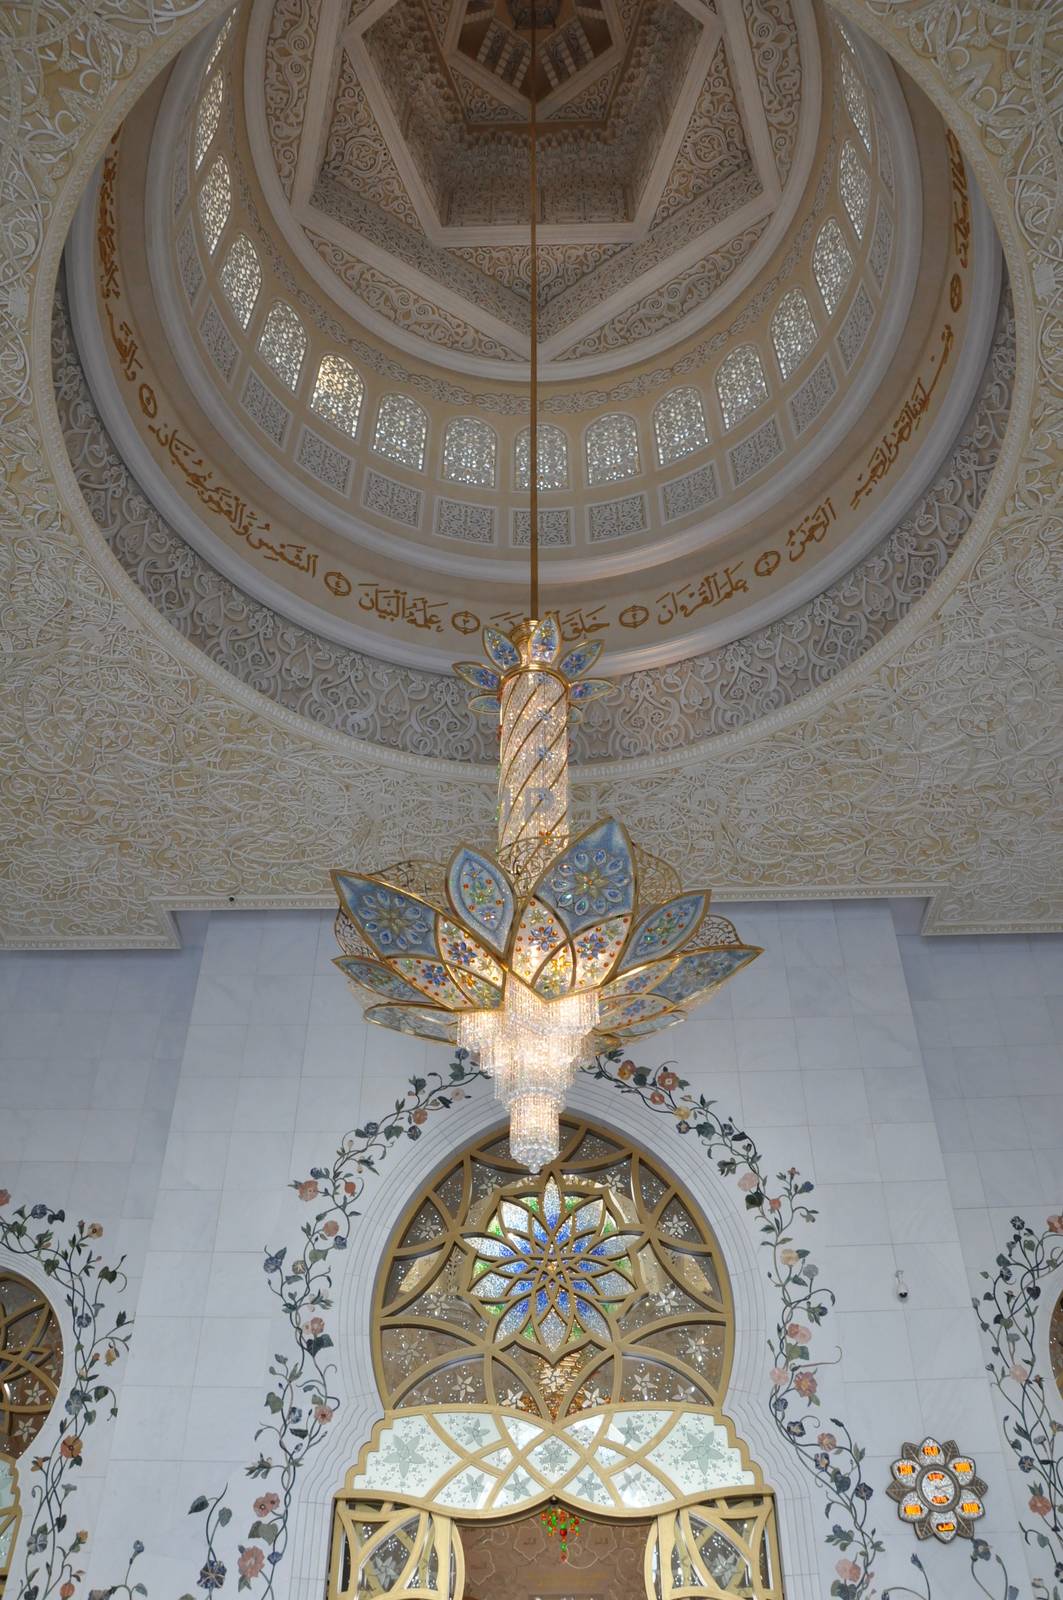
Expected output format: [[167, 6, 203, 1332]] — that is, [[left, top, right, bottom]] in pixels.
[[770, 289, 817, 381], [585, 414, 640, 486], [812, 219, 854, 316], [442, 417, 497, 488], [0, 1272, 62, 1459], [310, 354, 365, 437], [374, 1121, 735, 1419], [373, 394, 429, 470], [840, 142, 870, 238], [197, 155, 231, 255], [715, 346, 769, 431], [653, 388, 710, 468], [257, 301, 307, 390]]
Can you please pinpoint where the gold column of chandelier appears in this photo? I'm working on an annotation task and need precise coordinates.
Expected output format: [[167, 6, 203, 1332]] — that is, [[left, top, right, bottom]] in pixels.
[[330, 13, 762, 1169]]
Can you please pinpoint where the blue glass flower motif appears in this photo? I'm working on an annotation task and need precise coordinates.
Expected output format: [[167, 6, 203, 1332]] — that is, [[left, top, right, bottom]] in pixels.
[[465, 1176, 642, 1355], [536, 820, 635, 935], [332, 874, 437, 959]]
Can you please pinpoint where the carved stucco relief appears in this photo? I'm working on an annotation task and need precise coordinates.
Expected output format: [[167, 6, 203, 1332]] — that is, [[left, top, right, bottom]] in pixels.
[[0, 0, 1060, 945], [54, 278, 1016, 766]]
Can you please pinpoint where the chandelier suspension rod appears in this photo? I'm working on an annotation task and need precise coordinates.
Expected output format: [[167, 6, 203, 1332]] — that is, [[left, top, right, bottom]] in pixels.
[[528, 7, 540, 621]]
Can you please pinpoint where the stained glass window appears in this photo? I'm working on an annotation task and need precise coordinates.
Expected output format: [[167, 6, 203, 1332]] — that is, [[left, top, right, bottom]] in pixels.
[[1052, 1288, 1063, 1399], [515, 424, 569, 490], [770, 289, 817, 380], [258, 301, 307, 390], [653, 387, 709, 467], [715, 345, 769, 431], [194, 72, 224, 171], [443, 417, 497, 488], [0, 1273, 62, 1460], [197, 156, 231, 255], [310, 354, 365, 438], [840, 141, 871, 238], [840, 51, 872, 154], [218, 234, 261, 329], [585, 414, 640, 486], [374, 394, 428, 471], [373, 1119, 733, 1416], [812, 219, 854, 315]]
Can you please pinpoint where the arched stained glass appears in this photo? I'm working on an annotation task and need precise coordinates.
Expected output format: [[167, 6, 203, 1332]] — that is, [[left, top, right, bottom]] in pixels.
[[197, 156, 231, 255], [373, 1119, 734, 1416], [840, 141, 871, 239], [311, 355, 365, 438], [813, 219, 854, 316], [218, 234, 261, 329], [515, 424, 568, 491], [258, 301, 307, 390], [0, 1272, 62, 1458], [1052, 1288, 1063, 1399], [716, 345, 769, 431], [374, 394, 428, 471], [443, 417, 497, 488], [653, 387, 709, 467], [840, 51, 872, 154], [585, 413, 640, 486], [770, 289, 817, 380], [193, 72, 224, 171]]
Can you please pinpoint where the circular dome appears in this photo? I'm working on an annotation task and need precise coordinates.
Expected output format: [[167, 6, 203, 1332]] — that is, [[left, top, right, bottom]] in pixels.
[[58, 0, 1009, 758]]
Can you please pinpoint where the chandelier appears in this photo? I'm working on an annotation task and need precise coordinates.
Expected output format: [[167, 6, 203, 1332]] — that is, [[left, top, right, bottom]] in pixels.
[[330, 15, 762, 1171]]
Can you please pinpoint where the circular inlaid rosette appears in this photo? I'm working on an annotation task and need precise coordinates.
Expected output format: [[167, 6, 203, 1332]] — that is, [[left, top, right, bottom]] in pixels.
[[887, 1437, 986, 1543]]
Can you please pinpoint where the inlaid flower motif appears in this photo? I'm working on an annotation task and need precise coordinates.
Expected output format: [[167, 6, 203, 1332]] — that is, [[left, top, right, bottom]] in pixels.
[[357, 888, 433, 953], [546, 844, 632, 921], [464, 1176, 641, 1355], [887, 1437, 987, 1542]]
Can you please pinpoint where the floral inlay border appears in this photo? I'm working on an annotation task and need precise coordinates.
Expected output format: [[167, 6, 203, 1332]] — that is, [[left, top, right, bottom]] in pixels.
[[0, 1193, 140, 1600]]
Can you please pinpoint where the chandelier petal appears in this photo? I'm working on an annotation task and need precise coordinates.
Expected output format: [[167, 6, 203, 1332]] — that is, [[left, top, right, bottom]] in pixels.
[[529, 614, 562, 663], [332, 873, 438, 959], [482, 627, 521, 672], [558, 640, 603, 679], [532, 943, 574, 999], [650, 945, 762, 1006], [333, 956, 426, 1004], [534, 818, 635, 936], [617, 893, 709, 973], [437, 919, 505, 985], [512, 900, 567, 981], [573, 915, 631, 987], [569, 679, 612, 705], [364, 1003, 459, 1042], [447, 847, 516, 957], [453, 662, 501, 693], [392, 957, 473, 1011]]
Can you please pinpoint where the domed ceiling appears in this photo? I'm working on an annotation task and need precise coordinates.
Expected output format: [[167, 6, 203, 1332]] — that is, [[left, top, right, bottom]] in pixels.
[[256, 0, 808, 374], [59, 0, 1006, 754]]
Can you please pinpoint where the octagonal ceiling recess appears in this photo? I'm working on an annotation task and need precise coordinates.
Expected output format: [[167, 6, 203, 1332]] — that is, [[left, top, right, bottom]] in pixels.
[[249, 0, 818, 376]]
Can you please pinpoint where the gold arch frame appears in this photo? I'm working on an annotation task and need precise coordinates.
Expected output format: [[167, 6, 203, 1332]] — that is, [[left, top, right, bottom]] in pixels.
[[372, 1119, 736, 1420], [0, 1270, 64, 1596], [331, 1122, 782, 1600]]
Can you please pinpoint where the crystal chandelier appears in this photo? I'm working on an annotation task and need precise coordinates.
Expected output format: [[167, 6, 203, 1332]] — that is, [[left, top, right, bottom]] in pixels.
[[330, 14, 762, 1170]]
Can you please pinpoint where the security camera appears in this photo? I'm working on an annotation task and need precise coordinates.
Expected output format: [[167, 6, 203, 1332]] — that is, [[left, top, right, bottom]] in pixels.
[[895, 1270, 909, 1302]]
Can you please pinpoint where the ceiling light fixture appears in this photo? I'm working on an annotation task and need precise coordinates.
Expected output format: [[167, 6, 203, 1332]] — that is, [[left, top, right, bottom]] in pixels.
[[330, 11, 762, 1170]]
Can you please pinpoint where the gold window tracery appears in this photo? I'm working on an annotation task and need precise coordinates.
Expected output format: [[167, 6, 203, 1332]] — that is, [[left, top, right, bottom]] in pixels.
[[373, 1121, 734, 1421], [0, 1271, 64, 1595], [332, 1123, 783, 1600]]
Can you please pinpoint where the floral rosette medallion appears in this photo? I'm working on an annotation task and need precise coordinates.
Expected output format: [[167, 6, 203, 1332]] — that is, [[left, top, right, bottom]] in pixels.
[[887, 1437, 987, 1543], [464, 1173, 642, 1353]]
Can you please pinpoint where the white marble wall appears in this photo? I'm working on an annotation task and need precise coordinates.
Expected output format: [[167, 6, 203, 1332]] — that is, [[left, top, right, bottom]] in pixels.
[[1, 903, 1061, 1600]]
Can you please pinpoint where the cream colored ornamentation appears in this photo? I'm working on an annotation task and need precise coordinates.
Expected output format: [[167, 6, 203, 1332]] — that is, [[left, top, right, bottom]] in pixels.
[[650, 40, 753, 228], [1, 0, 1061, 946], [741, 0, 802, 185], [53, 283, 1017, 769], [320, 52, 420, 228], [264, 0, 320, 199]]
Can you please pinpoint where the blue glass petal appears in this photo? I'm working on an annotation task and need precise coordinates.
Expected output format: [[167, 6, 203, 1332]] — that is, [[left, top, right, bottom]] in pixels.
[[534, 819, 635, 936], [530, 614, 562, 663], [591, 1271, 632, 1299], [483, 627, 520, 672], [556, 1289, 570, 1315], [446, 848, 515, 956], [617, 893, 708, 974], [333, 957, 424, 1003], [535, 1289, 549, 1314], [573, 1200, 603, 1235], [543, 1177, 562, 1228], [454, 661, 500, 692], [575, 1298, 610, 1339], [569, 679, 612, 704], [500, 1200, 532, 1236], [498, 1260, 531, 1278], [465, 1234, 516, 1261], [558, 640, 603, 680], [653, 946, 760, 1003], [473, 1272, 514, 1299], [590, 1233, 641, 1258], [496, 1299, 531, 1340], [556, 1220, 571, 1246], [333, 874, 438, 959], [469, 694, 500, 717], [531, 1218, 549, 1246], [364, 1004, 456, 1042]]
